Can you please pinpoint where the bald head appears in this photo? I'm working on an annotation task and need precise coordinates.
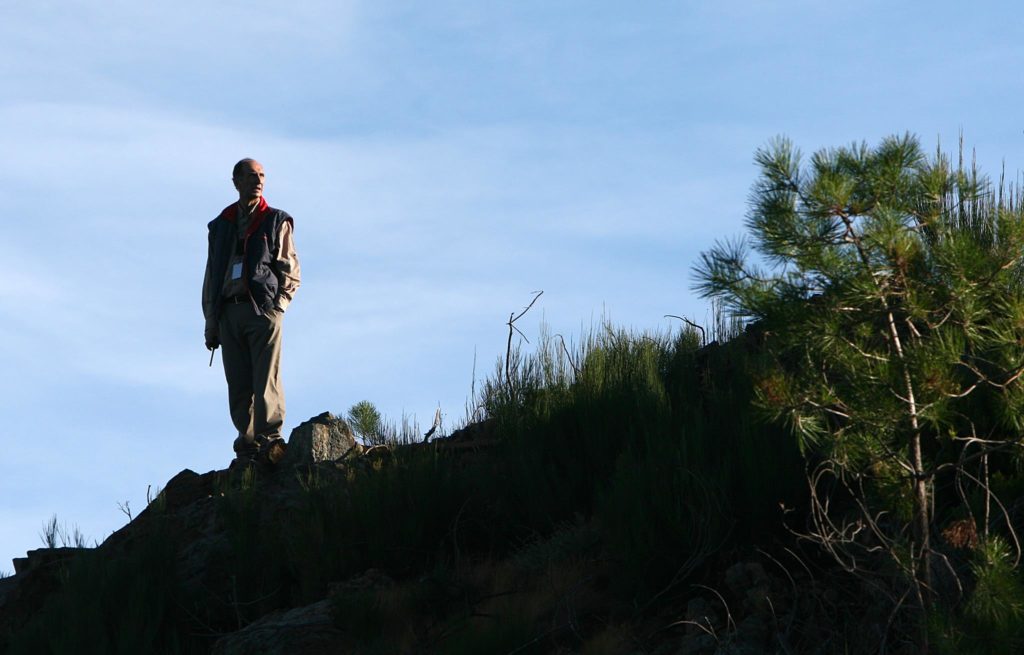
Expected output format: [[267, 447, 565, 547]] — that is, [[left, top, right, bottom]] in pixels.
[[232, 159, 265, 207], [232, 158, 259, 179]]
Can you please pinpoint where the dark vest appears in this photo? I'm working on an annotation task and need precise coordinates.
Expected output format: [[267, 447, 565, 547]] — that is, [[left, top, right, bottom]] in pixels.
[[207, 204, 293, 316]]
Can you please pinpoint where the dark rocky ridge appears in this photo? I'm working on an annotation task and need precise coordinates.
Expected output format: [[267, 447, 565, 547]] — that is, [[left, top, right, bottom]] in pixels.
[[0, 411, 491, 654]]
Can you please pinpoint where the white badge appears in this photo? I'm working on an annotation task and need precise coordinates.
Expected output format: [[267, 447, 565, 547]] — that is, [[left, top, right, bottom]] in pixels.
[[231, 262, 243, 280]]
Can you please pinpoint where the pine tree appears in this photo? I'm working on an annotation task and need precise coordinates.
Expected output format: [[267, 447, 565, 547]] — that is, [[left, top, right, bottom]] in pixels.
[[696, 134, 1024, 634], [347, 399, 384, 445]]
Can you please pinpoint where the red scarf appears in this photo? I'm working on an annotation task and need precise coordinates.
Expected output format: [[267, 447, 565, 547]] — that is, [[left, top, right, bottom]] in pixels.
[[219, 196, 270, 238]]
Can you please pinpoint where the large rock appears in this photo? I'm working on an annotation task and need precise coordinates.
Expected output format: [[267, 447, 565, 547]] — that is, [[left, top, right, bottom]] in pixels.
[[211, 599, 346, 655], [12, 547, 88, 576], [0, 548, 90, 650], [283, 412, 357, 467]]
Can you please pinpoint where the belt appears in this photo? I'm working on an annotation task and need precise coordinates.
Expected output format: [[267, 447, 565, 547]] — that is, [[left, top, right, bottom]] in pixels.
[[224, 295, 250, 305]]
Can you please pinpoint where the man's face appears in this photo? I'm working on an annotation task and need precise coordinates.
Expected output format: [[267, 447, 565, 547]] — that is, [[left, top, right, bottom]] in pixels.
[[233, 161, 265, 203]]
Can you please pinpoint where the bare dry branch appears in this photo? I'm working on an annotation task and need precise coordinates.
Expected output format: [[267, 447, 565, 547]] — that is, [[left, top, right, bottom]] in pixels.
[[665, 314, 707, 347]]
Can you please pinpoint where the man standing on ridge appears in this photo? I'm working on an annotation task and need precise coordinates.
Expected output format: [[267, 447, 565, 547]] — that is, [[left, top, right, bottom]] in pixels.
[[202, 158, 301, 466]]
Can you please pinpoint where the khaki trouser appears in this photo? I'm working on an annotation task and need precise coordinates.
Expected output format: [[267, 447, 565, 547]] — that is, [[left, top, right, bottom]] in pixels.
[[219, 302, 285, 443]]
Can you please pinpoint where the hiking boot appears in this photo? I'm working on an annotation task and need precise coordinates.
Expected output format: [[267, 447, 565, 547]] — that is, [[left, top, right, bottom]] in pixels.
[[233, 435, 260, 461], [259, 437, 287, 465]]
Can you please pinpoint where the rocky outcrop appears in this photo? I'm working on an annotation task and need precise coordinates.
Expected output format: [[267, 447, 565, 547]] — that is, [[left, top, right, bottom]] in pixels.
[[12, 547, 88, 576], [281, 412, 359, 467], [0, 548, 86, 647], [0, 412, 371, 652], [0, 411, 521, 653], [211, 600, 346, 655]]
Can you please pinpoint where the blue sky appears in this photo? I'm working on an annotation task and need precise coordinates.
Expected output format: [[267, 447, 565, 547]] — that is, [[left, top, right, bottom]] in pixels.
[[2, 1, 1023, 570]]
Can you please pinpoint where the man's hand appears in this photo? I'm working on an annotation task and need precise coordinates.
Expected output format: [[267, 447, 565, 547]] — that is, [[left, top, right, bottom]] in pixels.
[[205, 317, 220, 350]]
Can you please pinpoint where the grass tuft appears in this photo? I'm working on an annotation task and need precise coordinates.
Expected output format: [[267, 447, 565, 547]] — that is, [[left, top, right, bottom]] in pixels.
[[38, 514, 88, 549]]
